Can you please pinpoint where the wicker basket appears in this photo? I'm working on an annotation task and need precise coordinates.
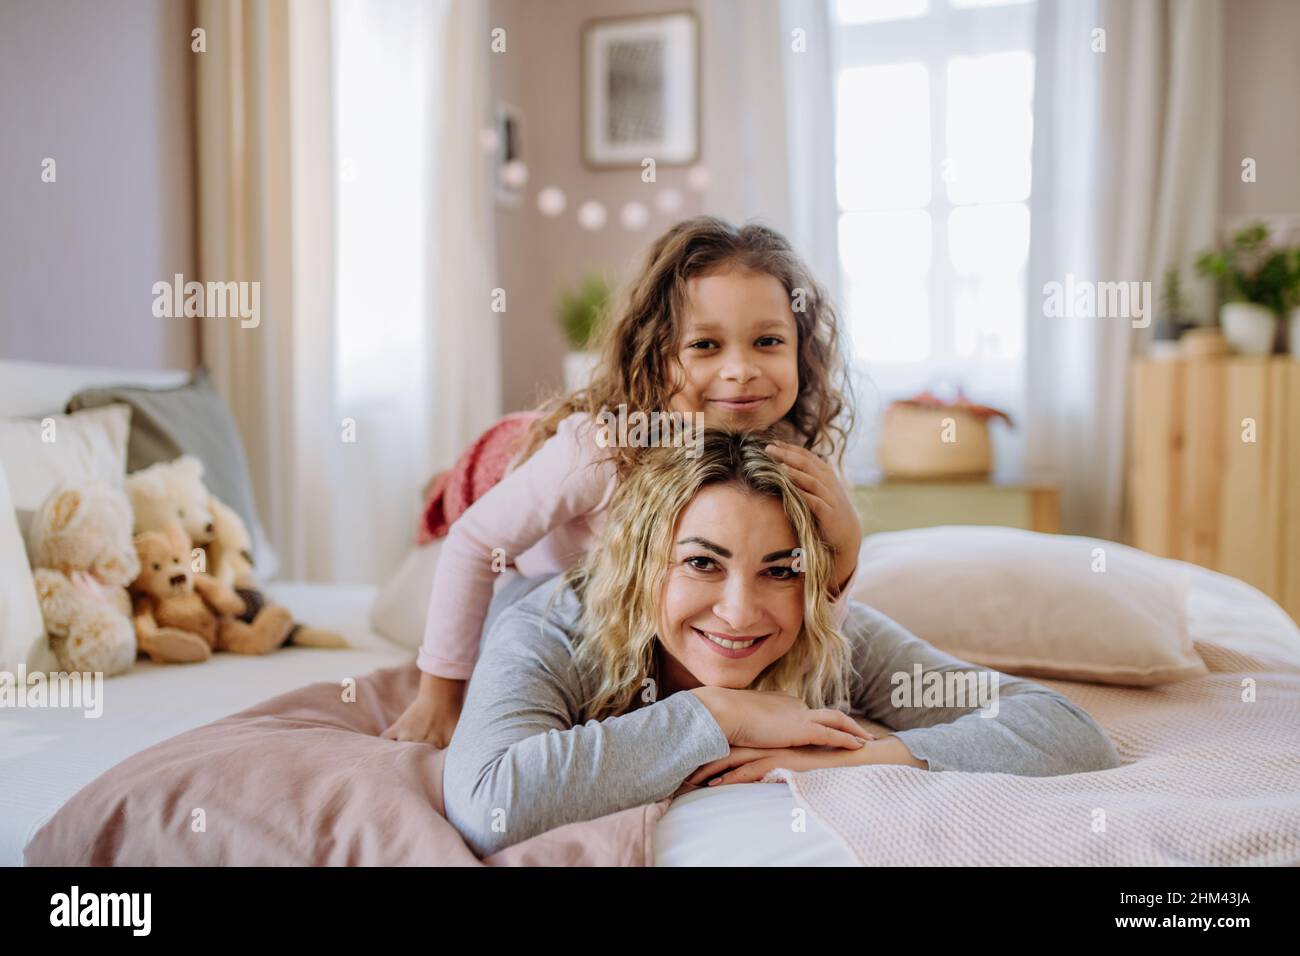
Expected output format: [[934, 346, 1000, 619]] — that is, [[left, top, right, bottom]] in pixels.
[[878, 404, 993, 479]]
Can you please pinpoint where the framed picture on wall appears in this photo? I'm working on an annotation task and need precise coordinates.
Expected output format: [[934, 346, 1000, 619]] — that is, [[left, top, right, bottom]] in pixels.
[[581, 11, 700, 169]]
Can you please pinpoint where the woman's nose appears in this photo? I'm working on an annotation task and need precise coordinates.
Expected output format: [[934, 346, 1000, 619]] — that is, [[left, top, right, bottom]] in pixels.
[[713, 577, 762, 632]]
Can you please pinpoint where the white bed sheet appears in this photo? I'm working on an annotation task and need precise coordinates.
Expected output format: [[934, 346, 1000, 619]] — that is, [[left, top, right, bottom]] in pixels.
[[1, 581, 854, 866], [8, 562, 1280, 867]]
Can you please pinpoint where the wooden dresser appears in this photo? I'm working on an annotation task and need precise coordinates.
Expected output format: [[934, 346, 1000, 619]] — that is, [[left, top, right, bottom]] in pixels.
[[1127, 355, 1300, 623]]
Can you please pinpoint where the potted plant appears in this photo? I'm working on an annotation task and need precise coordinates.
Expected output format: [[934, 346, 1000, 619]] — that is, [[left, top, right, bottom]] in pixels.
[[1148, 267, 1196, 359], [1195, 223, 1298, 356], [557, 273, 612, 392]]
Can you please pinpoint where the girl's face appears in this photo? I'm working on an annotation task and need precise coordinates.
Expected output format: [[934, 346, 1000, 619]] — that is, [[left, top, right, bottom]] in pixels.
[[656, 482, 805, 692], [667, 267, 800, 429]]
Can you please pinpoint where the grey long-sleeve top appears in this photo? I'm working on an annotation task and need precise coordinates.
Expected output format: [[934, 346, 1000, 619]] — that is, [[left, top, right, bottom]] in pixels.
[[442, 574, 1122, 857]]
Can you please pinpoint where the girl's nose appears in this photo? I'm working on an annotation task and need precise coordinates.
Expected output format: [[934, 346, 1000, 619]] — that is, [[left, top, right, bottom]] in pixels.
[[719, 352, 761, 384]]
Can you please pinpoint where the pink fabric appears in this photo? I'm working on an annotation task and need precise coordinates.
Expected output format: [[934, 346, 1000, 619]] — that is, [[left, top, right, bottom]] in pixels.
[[418, 411, 541, 544], [24, 661, 667, 866], [418, 412, 617, 678], [417, 411, 859, 680]]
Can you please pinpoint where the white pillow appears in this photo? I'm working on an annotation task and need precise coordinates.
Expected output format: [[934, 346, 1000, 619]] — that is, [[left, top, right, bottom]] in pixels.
[[850, 525, 1207, 686], [0, 461, 58, 673], [0, 404, 132, 552], [369, 540, 444, 650]]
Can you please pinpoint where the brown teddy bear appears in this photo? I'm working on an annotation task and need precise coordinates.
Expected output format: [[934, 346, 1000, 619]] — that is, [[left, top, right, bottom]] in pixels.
[[130, 522, 295, 657], [126, 455, 346, 649]]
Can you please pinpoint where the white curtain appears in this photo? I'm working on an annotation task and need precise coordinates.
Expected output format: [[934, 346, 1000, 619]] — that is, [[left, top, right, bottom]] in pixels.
[[1025, 0, 1223, 541], [196, 0, 501, 584]]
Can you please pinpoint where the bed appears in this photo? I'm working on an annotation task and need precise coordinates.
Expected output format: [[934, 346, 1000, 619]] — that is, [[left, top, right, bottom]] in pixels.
[[5, 360, 1298, 867], [0, 359, 854, 866]]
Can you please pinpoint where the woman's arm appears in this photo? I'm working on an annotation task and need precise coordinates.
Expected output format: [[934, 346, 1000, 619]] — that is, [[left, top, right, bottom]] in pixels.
[[843, 601, 1122, 776], [417, 413, 617, 680], [442, 580, 730, 857]]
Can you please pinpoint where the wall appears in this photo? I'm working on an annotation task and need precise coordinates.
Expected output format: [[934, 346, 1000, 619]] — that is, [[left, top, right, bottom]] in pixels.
[[1220, 0, 1300, 223], [0, 0, 197, 371], [487, 0, 775, 412]]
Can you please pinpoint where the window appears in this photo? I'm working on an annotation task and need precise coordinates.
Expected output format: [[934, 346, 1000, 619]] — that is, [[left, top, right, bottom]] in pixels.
[[832, 0, 1035, 403]]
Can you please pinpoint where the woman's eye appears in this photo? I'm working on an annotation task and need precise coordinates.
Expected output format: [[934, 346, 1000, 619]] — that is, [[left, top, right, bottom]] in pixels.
[[765, 565, 798, 580], [686, 556, 718, 572]]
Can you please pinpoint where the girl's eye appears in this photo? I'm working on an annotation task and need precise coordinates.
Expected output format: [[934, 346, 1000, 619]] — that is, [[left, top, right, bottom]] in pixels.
[[686, 339, 717, 350], [686, 555, 718, 572], [756, 336, 785, 347]]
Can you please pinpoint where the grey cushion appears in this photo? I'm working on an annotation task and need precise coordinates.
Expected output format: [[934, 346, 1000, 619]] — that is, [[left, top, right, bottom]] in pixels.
[[66, 367, 276, 573]]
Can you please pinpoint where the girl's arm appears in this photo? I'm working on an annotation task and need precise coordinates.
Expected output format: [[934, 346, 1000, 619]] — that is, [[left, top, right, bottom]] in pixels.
[[442, 579, 729, 857], [417, 413, 617, 680], [843, 601, 1122, 776]]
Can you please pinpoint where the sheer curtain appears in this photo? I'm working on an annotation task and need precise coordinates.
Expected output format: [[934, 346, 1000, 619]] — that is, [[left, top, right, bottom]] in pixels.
[[196, 0, 500, 584], [1025, 0, 1223, 541]]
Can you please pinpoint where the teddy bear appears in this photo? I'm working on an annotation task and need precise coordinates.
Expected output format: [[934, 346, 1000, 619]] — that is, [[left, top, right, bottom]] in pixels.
[[26, 480, 205, 674], [125, 455, 346, 649], [130, 521, 297, 656]]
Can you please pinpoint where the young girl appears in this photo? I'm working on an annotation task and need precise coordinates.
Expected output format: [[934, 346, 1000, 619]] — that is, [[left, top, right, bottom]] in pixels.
[[382, 215, 860, 747]]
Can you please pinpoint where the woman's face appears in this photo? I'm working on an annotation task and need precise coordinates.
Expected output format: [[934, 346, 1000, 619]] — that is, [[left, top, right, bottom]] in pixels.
[[657, 482, 805, 690]]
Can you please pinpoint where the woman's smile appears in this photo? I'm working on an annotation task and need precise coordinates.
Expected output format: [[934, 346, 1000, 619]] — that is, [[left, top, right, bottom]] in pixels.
[[692, 626, 771, 658]]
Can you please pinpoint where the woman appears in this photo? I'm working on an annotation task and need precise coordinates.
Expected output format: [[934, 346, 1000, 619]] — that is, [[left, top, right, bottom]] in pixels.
[[443, 429, 1121, 857]]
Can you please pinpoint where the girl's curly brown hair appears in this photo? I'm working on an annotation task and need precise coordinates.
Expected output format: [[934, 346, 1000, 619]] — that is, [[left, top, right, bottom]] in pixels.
[[514, 215, 855, 476]]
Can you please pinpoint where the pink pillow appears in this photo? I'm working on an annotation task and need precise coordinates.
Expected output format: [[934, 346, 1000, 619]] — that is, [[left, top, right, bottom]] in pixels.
[[851, 526, 1207, 686]]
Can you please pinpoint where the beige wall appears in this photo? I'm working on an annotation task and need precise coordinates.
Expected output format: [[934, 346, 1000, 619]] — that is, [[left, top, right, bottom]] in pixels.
[[1220, 0, 1300, 221], [0, 0, 197, 371], [488, 0, 721, 412]]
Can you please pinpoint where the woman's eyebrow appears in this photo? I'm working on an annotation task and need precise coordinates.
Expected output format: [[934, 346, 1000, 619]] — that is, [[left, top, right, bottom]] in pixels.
[[761, 548, 797, 562], [677, 536, 730, 557]]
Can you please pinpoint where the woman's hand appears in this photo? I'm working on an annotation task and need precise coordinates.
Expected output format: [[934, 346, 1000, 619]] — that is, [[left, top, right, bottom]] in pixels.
[[685, 744, 868, 787], [764, 441, 861, 592], [686, 736, 926, 787], [692, 687, 872, 751]]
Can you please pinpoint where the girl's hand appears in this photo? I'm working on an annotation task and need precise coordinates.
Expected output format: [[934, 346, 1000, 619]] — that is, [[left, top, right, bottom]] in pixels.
[[381, 674, 466, 748], [686, 744, 873, 787], [692, 687, 872, 752], [764, 441, 861, 592]]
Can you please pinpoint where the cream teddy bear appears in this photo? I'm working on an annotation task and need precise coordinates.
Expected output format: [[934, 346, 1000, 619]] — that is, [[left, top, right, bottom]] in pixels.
[[126, 455, 346, 649], [27, 481, 139, 675]]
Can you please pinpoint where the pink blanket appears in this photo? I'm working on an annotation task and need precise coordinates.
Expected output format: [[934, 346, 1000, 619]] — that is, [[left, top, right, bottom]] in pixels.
[[418, 412, 540, 544], [24, 661, 665, 866], [774, 576, 1300, 865]]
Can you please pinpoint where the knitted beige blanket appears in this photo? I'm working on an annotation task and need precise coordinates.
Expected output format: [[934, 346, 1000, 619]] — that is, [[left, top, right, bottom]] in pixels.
[[776, 569, 1300, 866]]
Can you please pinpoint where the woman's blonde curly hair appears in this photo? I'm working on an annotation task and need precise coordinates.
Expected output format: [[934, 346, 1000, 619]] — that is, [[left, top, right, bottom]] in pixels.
[[559, 427, 854, 722], [515, 215, 855, 479]]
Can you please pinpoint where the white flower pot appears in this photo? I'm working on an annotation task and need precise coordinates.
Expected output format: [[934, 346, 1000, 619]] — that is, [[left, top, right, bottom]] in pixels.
[[1290, 308, 1300, 359], [1220, 302, 1277, 356], [563, 351, 600, 392]]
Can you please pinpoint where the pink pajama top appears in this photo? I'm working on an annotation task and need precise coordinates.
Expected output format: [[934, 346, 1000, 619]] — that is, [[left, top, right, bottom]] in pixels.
[[417, 412, 858, 679]]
